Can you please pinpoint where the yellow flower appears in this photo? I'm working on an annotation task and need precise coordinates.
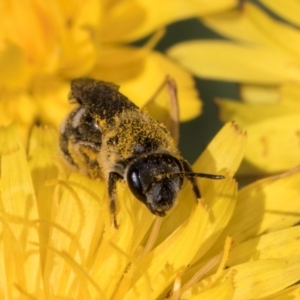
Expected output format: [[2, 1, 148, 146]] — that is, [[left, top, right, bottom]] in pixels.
[[4, 2, 300, 298], [2, 121, 300, 299], [0, 0, 237, 145], [168, 2, 300, 176]]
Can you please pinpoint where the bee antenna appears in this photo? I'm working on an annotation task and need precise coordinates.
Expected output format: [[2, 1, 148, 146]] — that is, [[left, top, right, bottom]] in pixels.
[[145, 172, 224, 193], [159, 172, 225, 180]]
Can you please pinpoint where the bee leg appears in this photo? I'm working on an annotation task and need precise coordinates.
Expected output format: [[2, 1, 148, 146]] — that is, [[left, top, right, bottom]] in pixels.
[[165, 76, 179, 144], [144, 76, 179, 144], [108, 172, 123, 228], [181, 160, 201, 201]]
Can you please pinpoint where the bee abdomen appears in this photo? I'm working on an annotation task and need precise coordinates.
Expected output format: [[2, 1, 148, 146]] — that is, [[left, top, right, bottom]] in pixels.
[[59, 106, 103, 177], [59, 130, 77, 167]]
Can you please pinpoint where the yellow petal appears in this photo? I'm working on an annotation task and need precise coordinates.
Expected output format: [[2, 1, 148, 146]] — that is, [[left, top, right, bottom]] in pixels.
[[58, 41, 96, 78], [189, 275, 234, 300], [168, 40, 300, 84], [260, 0, 300, 27], [204, 2, 300, 60], [0, 125, 43, 298], [1, 0, 100, 77], [119, 51, 202, 122], [191, 175, 237, 263], [121, 0, 237, 41], [44, 173, 106, 297], [124, 202, 209, 299], [182, 276, 234, 300], [220, 166, 300, 245], [126, 195, 156, 254], [0, 43, 32, 89], [57, 26, 97, 77], [89, 46, 146, 83], [89, 188, 133, 298], [231, 255, 300, 299], [28, 126, 59, 266], [193, 121, 247, 176], [90, 186, 156, 298], [43, 170, 154, 299], [218, 84, 300, 122], [203, 8, 265, 43], [156, 174, 236, 256], [243, 113, 300, 173], [246, 2, 300, 59], [0, 90, 37, 144], [227, 226, 300, 266], [0, 0, 58, 65], [98, 1, 146, 43], [216, 98, 293, 127], [281, 83, 300, 105], [32, 77, 70, 128], [259, 284, 300, 300], [216, 85, 300, 175], [240, 84, 280, 104], [186, 254, 300, 300]]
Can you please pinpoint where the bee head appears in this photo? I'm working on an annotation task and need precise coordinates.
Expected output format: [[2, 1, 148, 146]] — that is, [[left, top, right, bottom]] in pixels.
[[126, 153, 183, 216]]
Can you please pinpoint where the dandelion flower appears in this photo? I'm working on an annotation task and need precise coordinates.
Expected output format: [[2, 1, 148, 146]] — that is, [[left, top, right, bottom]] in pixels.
[[0, 0, 236, 144], [168, 1, 300, 176], [2, 120, 300, 299], [0, 121, 238, 299], [2, 2, 300, 299]]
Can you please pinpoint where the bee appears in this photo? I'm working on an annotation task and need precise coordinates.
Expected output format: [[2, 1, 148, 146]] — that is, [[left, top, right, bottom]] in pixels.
[[60, 78, 224, 227]]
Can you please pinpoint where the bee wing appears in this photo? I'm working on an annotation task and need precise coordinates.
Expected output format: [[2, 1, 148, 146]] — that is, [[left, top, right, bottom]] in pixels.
[[143, 77, 179, 145]]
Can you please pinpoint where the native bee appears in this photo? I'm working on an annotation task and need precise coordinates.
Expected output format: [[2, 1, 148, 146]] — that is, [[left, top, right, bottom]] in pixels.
[[60, 78, 224, 227]]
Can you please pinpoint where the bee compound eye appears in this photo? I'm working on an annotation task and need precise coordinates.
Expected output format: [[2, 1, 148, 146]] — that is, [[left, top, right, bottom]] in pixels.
[[127, 167, 147, 204]]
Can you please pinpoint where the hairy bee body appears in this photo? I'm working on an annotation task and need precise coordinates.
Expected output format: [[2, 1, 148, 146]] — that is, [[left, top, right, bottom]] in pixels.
[[60, 78, 222, 226], [60, 79, 180, 180]]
